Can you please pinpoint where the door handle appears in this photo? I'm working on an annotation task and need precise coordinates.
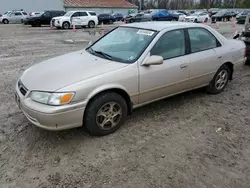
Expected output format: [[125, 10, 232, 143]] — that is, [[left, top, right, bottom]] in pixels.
[[218, 56, 222, 59], [180, 64, 188, 68]]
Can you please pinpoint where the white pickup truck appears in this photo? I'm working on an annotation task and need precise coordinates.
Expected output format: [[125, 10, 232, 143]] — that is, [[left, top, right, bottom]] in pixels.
[[52, 10, 98, 29]]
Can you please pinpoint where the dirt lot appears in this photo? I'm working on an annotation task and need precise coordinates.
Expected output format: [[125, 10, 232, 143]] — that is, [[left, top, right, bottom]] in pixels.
[[0, 23, 250, 188]]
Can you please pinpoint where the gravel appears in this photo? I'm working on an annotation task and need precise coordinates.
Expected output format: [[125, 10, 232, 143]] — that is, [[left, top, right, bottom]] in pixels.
[[0, 23, 250, 188]]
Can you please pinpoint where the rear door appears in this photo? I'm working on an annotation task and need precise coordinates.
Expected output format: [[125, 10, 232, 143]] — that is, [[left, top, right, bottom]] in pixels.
[[186, 27, 222, 88], [79, 12, 88, 25]]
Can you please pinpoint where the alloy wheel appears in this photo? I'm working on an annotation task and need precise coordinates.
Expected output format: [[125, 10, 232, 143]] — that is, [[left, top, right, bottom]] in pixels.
[[215, 70, 228, 90], [96, 102, 122, 130]]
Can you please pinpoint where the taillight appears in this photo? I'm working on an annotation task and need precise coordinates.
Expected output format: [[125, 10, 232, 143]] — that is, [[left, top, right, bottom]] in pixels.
[[244, 47, 246, 57]]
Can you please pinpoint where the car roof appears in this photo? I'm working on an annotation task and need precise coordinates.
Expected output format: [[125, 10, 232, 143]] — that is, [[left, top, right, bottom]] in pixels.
[[120, 22, 206, 31]]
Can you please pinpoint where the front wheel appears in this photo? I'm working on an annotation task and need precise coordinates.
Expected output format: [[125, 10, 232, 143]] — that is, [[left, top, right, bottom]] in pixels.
[[206, 64, 231, 94], [3, 19, 9, 24], [62, 21, 70, 29], [84, 92, 128, 136]]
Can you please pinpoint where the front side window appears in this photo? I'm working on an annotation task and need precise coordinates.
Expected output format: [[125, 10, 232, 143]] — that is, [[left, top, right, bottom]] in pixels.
[[188, 28, 218, 53], [43, 12, 51, 17], [71, 12, 80, 17], [88, 27, 157, 63], [22, 12, 28, 15], [151, 30, 185, 60]]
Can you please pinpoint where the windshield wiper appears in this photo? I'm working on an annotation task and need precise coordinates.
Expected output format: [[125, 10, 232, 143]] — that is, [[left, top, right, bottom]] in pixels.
[[88, 47, 112, 60]]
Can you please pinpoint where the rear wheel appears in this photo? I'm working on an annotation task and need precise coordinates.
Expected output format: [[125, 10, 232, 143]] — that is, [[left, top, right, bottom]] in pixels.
[[88, 21, 95, 28], [84, 92, 128, 136], [3, 19, 9, 24], [205, 18, 208, 22], [109, 19, 113, 24], [206, 64, 231, 94], [62, 21, 70, 29], [194, 19, 198, 23]]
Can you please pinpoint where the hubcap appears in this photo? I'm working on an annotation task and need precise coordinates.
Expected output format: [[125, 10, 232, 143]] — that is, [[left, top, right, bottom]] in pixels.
[[90, 22, 94, 27], [215, 70, 228, 90], [96, 102, 122, 130], [64, 23, 69, 29]]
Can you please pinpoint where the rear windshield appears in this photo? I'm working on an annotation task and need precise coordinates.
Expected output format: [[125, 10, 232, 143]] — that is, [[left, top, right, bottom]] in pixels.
[[89, 12, 96, 16]]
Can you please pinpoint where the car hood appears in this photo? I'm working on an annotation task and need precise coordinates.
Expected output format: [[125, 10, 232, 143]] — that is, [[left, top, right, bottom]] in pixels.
[[20, 50, 128, 91]]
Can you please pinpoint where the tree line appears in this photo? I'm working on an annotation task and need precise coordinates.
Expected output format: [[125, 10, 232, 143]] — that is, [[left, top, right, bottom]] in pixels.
[[126, 0, 250, 10]]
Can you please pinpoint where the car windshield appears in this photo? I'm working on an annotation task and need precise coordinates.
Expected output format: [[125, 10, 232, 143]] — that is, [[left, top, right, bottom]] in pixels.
[[242, 11, 250, 15], [87, 27, 157, 63], [64, 11, 74, 17]]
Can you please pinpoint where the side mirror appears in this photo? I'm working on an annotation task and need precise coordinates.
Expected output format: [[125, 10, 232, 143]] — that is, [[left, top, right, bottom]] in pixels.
[[142, 55, 163, 66]]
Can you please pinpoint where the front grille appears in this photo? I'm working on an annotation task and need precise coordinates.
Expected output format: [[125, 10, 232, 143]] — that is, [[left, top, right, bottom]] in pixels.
[[18, 80, 28, 96]]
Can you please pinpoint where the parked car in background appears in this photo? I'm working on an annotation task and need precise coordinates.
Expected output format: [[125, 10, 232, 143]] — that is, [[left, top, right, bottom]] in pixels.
[[211, 10, 237, 22], [124, 13, 137, 23], [177, 10, 189, 16], [15, 22, 246, 136], [53, 11, 98, 29], [236, 10, 250, 24], [152, 10, 179, 21], [176, 12, 186, 21], [0, 11, 28, 24], [185, 12, 210, 23], [98, 14, 116, 24], [25, 10, 65, 27], [124, 13, 151, 23], [112, 13, 123, 21]]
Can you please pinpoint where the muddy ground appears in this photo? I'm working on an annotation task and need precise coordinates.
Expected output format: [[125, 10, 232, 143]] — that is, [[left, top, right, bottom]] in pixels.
[[0, 23, 250, 188]]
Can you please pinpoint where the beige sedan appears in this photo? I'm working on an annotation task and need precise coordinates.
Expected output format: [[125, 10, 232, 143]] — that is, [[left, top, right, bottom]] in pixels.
[[15, 22, 246, 136]]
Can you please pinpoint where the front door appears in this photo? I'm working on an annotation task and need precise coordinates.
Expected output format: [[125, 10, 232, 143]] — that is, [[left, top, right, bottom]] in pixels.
[[139, 29, 190, 104], [186, 27, 222, 88]]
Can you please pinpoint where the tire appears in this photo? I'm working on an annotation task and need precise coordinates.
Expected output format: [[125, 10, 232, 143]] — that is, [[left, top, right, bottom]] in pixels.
[[206, 64, 231, 94], [205, 18, 208, 22], [62, 21, 70, 29], [109, 19, 113, 24], [88, 21, 95, 28], [3, 19, 9, 24], [194, 19, 198, 23], [171, 18, 178, 21], [84, 92, 128, 136], [130, 19, 135, 23]]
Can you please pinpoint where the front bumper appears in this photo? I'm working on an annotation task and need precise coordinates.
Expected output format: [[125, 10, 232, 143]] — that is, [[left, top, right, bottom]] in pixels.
[[15, 82, 86, 131]]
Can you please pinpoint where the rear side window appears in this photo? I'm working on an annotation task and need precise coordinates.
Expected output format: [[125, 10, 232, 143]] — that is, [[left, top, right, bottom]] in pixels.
[[89, 12, 96, 16], [151, 30, 185, 60], [188, 28, 219, 53], [79, 12, 88, 16]]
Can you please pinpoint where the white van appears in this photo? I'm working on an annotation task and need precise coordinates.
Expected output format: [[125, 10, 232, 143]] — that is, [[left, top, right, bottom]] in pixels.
[[52, 10, 98, 29]]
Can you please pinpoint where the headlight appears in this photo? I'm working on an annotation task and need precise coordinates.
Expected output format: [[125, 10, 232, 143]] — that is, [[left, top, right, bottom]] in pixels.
[[30, 91, 74, 106]]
